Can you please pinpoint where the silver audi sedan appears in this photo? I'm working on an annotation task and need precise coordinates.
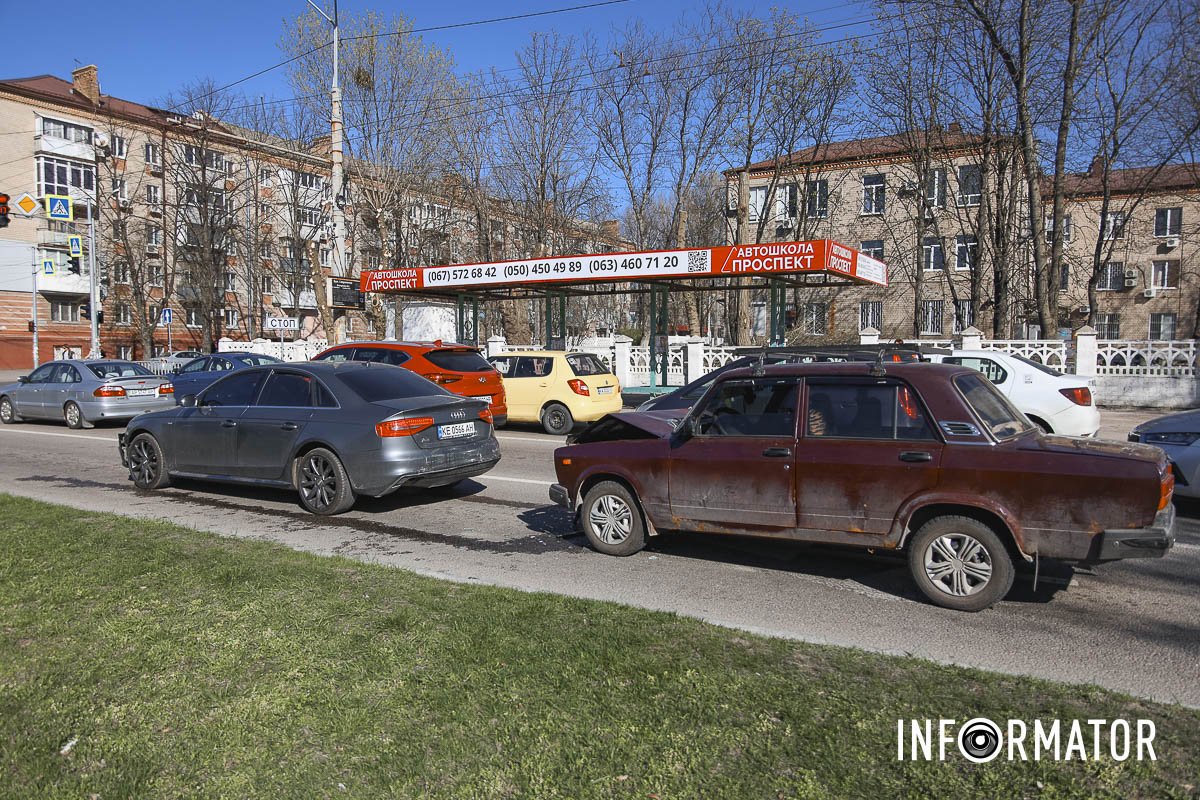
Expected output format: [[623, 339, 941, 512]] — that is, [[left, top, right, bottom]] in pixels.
[[119, 360, 501, 515], [0, 359, 176, 428]]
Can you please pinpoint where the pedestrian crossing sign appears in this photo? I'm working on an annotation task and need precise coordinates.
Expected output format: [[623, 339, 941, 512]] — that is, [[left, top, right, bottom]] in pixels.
[[68, 235, 82, 256], [43, 259, 54, 275], [45, 194, 73, 221]]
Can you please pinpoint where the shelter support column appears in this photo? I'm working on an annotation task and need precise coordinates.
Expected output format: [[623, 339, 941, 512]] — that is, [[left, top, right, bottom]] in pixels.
[[456, 294, 479, 346], [768, 279, 787, 346], [647, 283, 669, 390], [544, 291, 566, 350]]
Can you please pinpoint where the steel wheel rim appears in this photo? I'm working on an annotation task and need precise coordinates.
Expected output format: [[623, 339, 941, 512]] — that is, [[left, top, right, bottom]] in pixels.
[[0, 400, 11, 423], [589, 494, 633, 545], [300, 454, 337, 510], [923, 533, 993, 597], [547, 408, 567, 431], [65, 404, 80, 427], [129, 438, 159, 486]]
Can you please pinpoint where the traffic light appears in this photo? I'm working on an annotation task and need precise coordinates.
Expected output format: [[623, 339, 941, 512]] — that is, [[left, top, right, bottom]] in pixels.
[[68, 256, 81, 274], [0, 193, 9, 228]]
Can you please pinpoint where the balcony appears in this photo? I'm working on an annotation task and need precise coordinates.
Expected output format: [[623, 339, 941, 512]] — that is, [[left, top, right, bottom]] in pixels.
[[37, 268, 89, 296], [34, 133, 94, 162], [37, 230, 76, 250]]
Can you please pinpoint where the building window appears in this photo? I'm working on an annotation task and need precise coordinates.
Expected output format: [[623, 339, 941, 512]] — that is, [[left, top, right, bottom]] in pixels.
[[364, 251, 382, 270], [1060, 262, 1069, 291], [144, 142, 161, 166], [115, 302, 132, 325], [1152, 260, 1179, 289], [748, 185, 768, 221], [111, 178, 127, 201], [1095, 313, 1120, 339], [1101, 212, 1126, 240], [1045, 214, 1073, 243], [921, 300, 944, 334], [1097, 261, 1125, 291], [118, 345, 133, 360], [146, 184, 160, 206], [186, 307, 201, 328], [805, 180, 828, 219], [922, 237, 944, 271], [862, 174, 885, 215], [224, 308, 239, 329], [925, 168, 946, 208], [860, 240, 884, 260], [37, 156, 94, 196], [149, 264, 164, 285], [109, 135, 127, 159], [1150, 313, 1177, 340], [223, 271, 237, 292], [259, 168, 274, 186], [955, 235, 977, 271], [297, 206, 322, 226], [803, 303, 827, 335], [1154, 207, 1182, 237], [953, 300, 975, 333], [50, 300, 81, 322], [859, 300, 882, 331], [297, 171, 324, 190], [41, 117, 92, 143], [956, 164, 982, 206], [147, 226, 162, 248], [262, 275, 275, 294], [320, 247, 331, 267], [112, 261, 131, 284]]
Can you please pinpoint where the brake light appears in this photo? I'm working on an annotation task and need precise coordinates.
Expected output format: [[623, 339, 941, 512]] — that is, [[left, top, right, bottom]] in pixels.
[[158, 383, 174, 395], [1059, 387, 1093, 406], [93, 385, 125, 397], [478, 406, 494, 424], [568, 379, 590, 396], [428, 373, 461, 385], [376, 417, 434, 437], [1159, 471, 1175, 510]]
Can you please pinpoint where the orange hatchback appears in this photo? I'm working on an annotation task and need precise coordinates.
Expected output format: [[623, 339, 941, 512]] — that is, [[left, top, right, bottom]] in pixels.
[[313, 340, 507, 426]]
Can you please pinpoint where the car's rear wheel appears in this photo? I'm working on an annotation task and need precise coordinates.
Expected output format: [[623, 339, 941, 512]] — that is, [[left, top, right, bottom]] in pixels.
[[128, 432, 171, 490], [63, 401, 91, 429], [542, 402, 573, 436], [907, 516, 1014, 612], [0, 397, 19, 424], [581, 480, 646, 556], [296, 447, 356, 515]]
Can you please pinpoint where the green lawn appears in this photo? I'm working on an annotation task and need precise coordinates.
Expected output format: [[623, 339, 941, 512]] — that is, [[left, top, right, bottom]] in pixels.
[[0, 493, 1196, 799]]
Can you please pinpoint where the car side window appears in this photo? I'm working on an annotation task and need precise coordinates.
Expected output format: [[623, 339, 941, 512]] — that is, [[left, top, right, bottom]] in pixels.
[[180, 358, 209, 374], [355, 347, 409, 366], [805, 382, 935, 441], [315, 348, 355, 363], [694, 379, 799, 437], [490, 357, 514, 376], [944, 357, 1008, 385], [213, 358, 234, 372], [47, 364, 72, 383], [313, 380, 338, 408], [62, 365, 82, 383], [202, 371, 264, 407], [512, 358, 538, 378], [26, 364, 56, 383], [257, 372, 314, 407]]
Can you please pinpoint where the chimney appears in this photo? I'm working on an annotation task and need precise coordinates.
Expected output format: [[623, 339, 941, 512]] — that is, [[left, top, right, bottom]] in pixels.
[[948, 121, 962, 134], [599, 220, 620, 240], [1088, 155, 1104, 176], [72, 65, 100, 105]]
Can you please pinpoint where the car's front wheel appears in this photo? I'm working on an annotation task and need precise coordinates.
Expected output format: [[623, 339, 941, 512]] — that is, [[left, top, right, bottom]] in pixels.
[[296, 447, 356, 515], [907, 516, 1015, 612], [581, 480, 646, 556], [0, 397, 19, 424], [127, 432, 171, 490]]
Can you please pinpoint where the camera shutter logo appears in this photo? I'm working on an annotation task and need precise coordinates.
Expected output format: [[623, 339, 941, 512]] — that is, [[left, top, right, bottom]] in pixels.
[[958, 718, 1003, 763]]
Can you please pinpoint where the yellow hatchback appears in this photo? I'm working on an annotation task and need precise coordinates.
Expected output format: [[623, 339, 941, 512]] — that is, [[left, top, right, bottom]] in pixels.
[[488, 351, 622, 435]]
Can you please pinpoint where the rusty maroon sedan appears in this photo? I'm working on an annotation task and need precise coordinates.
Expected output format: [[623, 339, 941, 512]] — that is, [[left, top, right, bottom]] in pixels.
[[550, 362, 1176, 611]]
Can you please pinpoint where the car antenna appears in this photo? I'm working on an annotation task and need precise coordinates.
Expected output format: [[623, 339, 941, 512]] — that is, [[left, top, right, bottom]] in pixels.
[[868, 348, 887, 377], [752, 339, 769, 376]]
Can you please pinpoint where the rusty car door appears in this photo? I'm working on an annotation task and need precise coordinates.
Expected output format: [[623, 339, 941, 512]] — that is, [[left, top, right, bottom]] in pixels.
[[667, 376, 800, 529]]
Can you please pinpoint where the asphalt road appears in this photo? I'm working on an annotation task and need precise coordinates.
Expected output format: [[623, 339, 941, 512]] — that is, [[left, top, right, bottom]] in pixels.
[[0, 410, 1197, 708]]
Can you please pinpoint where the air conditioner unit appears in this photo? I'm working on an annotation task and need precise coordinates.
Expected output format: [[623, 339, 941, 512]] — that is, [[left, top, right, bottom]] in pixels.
[[1123, 277, 1138, 288], [117, 198, 132, 210], [145, 244, 160, 255], [1124, 267, 1138, 278], [1162, 236, 1180, 249], [900, 181, 918, 194], [148, 204, 162, 216], [1076, 306, 1090, 314], [1143, 288, 1158, 299]]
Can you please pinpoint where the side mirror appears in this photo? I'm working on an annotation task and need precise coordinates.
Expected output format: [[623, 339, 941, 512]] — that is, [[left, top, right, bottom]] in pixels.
[[17, 375, 28, 383], [673, 415, 696, 442], [180, 394, 198, 408]]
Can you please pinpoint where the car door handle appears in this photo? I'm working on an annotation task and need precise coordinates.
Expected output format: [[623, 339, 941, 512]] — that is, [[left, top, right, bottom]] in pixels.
[[762, 447, 792, 457], [221, 420, 238, 428], [899, 451, 932, 463], [280, 422, 298, 431]]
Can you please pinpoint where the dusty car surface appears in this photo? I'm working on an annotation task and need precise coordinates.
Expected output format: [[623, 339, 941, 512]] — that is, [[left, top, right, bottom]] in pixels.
[[1129, 409, 1200, 499], [0, 359, 175, 428], [550, 362, 1175, 611]]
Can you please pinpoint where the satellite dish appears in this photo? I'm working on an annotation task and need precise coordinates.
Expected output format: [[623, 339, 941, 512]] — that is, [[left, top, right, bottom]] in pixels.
[[93, 132, 109, 148]]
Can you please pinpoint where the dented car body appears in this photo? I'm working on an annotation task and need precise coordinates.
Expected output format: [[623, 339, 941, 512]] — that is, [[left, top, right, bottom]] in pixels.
[[550, 362, 1175, 611]]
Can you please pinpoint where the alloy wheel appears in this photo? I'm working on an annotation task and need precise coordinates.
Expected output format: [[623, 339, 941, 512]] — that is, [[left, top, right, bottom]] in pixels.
[[0, 399, 12, 423], [588, 494, 633, 545], [300, 453, 338, 511], [129, 438, 160, 487], [65, 403, 82, 428], [923, 533, 993, 597]]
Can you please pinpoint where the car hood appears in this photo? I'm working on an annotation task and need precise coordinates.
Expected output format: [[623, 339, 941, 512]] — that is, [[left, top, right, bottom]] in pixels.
[[1132, 409, 1200, 435], [1018, 433, 1166, 465]]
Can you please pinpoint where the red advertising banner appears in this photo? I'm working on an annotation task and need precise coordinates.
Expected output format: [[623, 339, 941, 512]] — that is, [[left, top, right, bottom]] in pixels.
[[359, 239, 887, 294]]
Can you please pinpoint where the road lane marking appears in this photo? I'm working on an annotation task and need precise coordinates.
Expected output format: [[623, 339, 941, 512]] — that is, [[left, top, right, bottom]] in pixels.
[[496, 434, 562, 445], [482, 474, 553, 486], [0, 428, 116, 443]]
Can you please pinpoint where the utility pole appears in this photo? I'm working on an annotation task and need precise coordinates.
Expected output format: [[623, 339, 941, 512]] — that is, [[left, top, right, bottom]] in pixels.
[[87, 196, 99, 357], [30, 248, 40, 367]]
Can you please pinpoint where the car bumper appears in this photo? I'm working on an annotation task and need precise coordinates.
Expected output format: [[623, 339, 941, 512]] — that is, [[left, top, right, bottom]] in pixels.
[[83, 395, 176, 421], [1095, 503, 1176, 560], [567, 392, 624, 422], [550, 482, 570, 508], [350, 437, 502, 496], [1047, 403, 1101, 437]]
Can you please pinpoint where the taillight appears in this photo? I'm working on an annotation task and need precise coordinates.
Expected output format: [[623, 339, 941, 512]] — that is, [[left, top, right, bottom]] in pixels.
[[428, 373, 461, 385], [1059, 387, 1092, 406], [1159, 471, 1175, 510], [568, 379, 590, 396], [158, 383, 174, 395], [376, 417, 434, 437], [478, 406, 494, 424], [93, 385, 125, 397]]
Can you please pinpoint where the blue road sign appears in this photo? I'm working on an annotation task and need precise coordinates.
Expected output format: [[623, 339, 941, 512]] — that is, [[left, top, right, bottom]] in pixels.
[[68, 235, 82, 256], [45, 195, 73, 221], [160, 308, 173, 325], [43, 260, 54, 275]]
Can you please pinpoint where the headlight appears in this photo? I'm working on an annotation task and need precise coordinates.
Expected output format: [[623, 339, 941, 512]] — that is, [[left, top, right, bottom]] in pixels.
[[1143, 432, 1200, 446]]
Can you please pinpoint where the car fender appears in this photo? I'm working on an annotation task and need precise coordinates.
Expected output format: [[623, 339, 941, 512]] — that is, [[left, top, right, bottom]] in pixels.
[[286, 436, 347, 488], [891, 490, 1031, 560], [573, 463, 662, 535]]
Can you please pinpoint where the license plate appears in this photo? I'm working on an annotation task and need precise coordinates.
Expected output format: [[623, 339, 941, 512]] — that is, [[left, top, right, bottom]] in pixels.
[[127, 388, 156, 397], [437, 422, 475, 439], [476, 396, 492, 405], [597, 386, 614, 395]]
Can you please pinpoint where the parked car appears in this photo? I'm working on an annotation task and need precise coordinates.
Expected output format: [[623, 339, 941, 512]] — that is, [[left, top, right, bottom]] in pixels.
[[313, 341, 507, 426], [550, 361, 1174, 611], [0, 359, 176, 428], [1129, 410, 1200, 498], [488, 350, 622, 435], [119, 361, 500, 515], [144, 350, 205, 374], [171, 352, 283, 399], [925, 349, 1100, 437]]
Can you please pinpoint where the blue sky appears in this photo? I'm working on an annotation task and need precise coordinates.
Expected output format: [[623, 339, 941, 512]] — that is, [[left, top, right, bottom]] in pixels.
[[2, 0, 870, 108]]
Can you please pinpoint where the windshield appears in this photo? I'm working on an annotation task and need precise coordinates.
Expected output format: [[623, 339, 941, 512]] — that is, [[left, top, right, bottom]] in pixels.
[[1011, 353, 1063, 376], [88, 361, 154, 378], [954, 372, 1034, 439], [238, 354, 283, 366]]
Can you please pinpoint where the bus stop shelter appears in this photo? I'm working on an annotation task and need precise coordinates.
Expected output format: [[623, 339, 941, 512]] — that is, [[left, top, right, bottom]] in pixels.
[[358, 239, 888, 387]]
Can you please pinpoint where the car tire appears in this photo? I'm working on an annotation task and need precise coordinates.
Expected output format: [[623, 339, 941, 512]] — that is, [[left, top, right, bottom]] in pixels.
[[541, 402, 574, 436], [581, 480, 646, 556], [0, 397, 19, 424], [295, 447, 356, 516], [127, 432, 171, 490], [907, 516, 1015, 612], [1029, 416, 1051, 434], [63, 401, 92, 429]]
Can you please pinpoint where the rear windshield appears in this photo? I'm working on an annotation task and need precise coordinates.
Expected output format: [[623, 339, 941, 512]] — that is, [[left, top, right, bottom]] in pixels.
[[88, 361, 154, 378], [336, 366, 449, 402], [424, 349, 494, 373], [239, 354, 283, 366], [567, 354, 610, 376], [954, 372, 1034, 439]]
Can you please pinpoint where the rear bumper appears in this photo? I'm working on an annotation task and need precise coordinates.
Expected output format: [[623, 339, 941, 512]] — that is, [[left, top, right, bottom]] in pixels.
[[351, 437, 502, 496], [1096, 503, 1176, 560], [83, 396, 176, 421]]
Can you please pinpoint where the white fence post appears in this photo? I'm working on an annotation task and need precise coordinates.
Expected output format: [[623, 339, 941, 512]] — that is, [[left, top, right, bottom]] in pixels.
[[1074, 326, 1098, 377], [613, 335, 633, 387], [486, 335, 507, 358], [685, 337, 706, 383], [959, 325, 984, 351], [859, 327, 880, 345]]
